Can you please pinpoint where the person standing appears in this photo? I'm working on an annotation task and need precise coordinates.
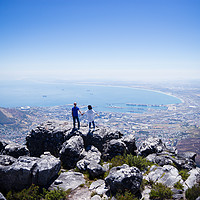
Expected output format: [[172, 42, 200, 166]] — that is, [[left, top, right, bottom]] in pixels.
[[82, 105, 99, 130], [72, 102, 82, 129]]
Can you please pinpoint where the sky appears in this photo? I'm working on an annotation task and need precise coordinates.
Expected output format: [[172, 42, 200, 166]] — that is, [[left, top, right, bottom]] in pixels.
[[0, 0, 200, 82]]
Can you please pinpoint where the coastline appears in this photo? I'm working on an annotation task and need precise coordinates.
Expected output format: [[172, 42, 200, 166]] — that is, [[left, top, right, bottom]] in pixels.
[[75, 82, 184, 105]]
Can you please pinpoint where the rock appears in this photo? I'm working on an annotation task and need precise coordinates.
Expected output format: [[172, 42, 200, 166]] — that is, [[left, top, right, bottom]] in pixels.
[[141, 186, 151, 200], [0, 154, 61, 193], [76, 159, 90, 171], [145, 165, 183, 187], [185, 168, 200, 189], [0, 192, 6, 200], [26, 121, 72, 157], [49, 171, 85, 191], [103, 139, 127, 161], [171, 188, 184, 200], [83, 128, 123, 152], [0, 139, 15, 153], [138, 137, 165, 157], [87, 161, 106, 178], [0, 155, 17, 165], [102, 163, 112, 172], [68, 186, 91, 200], [178, 151, 197, 162], [105, 164, 142, 194], [89, 179, 108, 195], [3, 143, 29, 158], [154, 155, 173, 166], [32, 154, 61, 186], [84, 146, 101, 163], [91, 195, 102, 200], [60, 135, 84, 169], [76, 146, 101, 171], [121, 134, 137, 154]]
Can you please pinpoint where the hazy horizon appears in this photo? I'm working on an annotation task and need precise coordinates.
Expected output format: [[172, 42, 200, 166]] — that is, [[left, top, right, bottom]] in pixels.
[[1, 0, 200, 82]]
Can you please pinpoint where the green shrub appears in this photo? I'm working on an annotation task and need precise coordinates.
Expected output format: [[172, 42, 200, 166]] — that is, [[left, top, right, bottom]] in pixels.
[[110, 155, 126, 167], [109, 154, 152, 171], [44, 187, 69, 200], [125, 154, 153, 171], [185, 183, 200, 200], [149, 183, 173, 200], [115, 190, 138, 200], [6, 185, 70, 200], [6, 184, 42, 200], [174, 181, 184, 190], [179, 169, 189, 181]]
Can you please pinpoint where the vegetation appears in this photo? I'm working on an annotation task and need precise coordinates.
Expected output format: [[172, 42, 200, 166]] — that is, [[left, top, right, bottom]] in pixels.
[[149, 183, 173, 200], [109, 154, 153, 171], [185, 182, 200, 200], [174, 181, 184, 190], [44, 187, 70, 200], [115, 190, 138, 200], [6, 184, 70, 200], [179, 169, 190, 181]]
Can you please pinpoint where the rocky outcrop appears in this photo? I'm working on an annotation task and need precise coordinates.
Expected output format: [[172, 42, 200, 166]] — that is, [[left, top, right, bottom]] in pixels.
[[1, 121, 200, 200], [60, 135, 84, 169], [105, 164, 143, 194], [0, 153, 61, 193]]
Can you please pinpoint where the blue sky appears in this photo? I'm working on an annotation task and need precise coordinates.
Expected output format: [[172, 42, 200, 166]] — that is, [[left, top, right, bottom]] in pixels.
[[0, 0, 200, 82]]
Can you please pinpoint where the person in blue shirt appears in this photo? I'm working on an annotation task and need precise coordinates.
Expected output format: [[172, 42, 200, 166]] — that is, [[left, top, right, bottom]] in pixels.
[[72, 102, 82, 129]]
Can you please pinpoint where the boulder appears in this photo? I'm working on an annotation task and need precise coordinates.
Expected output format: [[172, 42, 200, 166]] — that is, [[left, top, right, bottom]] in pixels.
[[32, 154, 61, 186], [0, 155, 17, 166], [0, 154, 61, 193], [49, 171, 85, 191], [83, 128, 123, 152], [138, 137, 165, 157], [3, 143, 29, 158], [60, 135, 84, 169], [105, 164, 142, 194], [0, 139, 15, 153], [146, 154, 173, 166], [26, 121, 72, 157], [184, 168, 200, 189], [178, 151, 197, 162], [103, 139, 127, 161], [87, 161, 106, 178], [121, 134, 137, 154], [76, 146, 101, 171], [144, 165, 183, 187]]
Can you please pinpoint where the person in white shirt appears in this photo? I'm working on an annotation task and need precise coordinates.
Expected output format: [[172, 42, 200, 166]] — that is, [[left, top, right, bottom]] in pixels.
[[82, 105, 99, 130]]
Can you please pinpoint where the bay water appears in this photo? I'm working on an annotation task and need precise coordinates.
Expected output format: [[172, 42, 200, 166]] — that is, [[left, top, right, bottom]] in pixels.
[[0, 80, 182, 113]]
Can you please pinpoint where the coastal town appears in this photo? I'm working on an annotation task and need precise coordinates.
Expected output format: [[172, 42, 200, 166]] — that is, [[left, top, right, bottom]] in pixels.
[[0, 81, 200, 165]]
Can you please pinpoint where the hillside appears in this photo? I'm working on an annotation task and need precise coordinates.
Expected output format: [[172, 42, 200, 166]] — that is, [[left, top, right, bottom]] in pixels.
[[0, 108, 15, 124]]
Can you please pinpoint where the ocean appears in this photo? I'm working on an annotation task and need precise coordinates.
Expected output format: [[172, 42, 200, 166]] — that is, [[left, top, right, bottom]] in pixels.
[[0, 80, 182, 113]]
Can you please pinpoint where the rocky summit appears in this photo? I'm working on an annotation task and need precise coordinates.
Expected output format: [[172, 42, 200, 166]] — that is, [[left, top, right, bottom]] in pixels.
[[0, 120, 200, 199]]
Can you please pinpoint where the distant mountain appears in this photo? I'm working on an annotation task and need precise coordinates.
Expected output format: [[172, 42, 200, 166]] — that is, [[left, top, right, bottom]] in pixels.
[[0, 108, 15, 124]]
